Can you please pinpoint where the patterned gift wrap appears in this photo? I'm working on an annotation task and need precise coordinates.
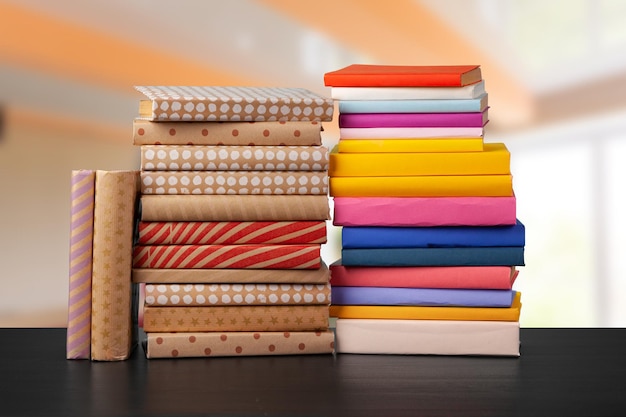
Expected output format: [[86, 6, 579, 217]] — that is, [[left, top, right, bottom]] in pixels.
[[141, 145, 329, 171], [133, 120, 323, 146], [136, 221, 327, 245], [135, 86, 334, 122], [142, 305, 330, 332], [140, 171, 328, 195], [146, 330, 335, 358], [132, 244, 321, 269], [144, 282, 331, 307]]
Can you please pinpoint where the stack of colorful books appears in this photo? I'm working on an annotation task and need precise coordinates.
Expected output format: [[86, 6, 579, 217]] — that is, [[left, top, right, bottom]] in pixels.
[[323, 65, 525, 356], [130, 86, 336, 358]]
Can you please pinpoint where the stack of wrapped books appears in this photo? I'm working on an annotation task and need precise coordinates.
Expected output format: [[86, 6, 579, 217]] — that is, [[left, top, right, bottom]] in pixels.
[[324, 65, 525, 356], [129, 86, 336, 358]]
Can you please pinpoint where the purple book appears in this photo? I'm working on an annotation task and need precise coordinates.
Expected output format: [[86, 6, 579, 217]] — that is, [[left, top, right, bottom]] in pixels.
[[331, 286, 515, 307], [338, 110, 488, 128]]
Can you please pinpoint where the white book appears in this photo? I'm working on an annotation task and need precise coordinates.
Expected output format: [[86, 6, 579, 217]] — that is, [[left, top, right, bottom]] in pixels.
[[340, 127, 484, 139], [331, 81, 486, 101], [335, 319, 520, 356]]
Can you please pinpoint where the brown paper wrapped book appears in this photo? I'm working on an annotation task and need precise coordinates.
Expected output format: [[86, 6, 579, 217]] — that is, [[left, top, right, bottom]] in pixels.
[[140, 195, 330, 221], [90, 170, 139, 361], [146, 330, 335, 358]]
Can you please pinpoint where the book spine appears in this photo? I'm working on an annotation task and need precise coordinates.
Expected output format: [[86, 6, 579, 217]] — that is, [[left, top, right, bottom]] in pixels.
[[140, 195, 330, 222], [66, 170, 95, 360], [338, 95, 487, 114], [340, 247, 525, 267], [329, 292, 522, 322], [132, 264, 331, 284], [329, 175, 514, 198], [330, 81, 486, 100], [329, 264, 517, 290], [330, 286, 515, 308], [329, 144, 510, 176], [338, 111, 487, 128], [339, 127, 485, 139], [144, 283, 331, 307], [133, 120, 323, 146], [332, 196, 517, 227], [341, 222, 525, 248], [337, 138, 484, 153], [335, 319, 519, 356], [142, 305, 329, 332], [141, 145, 329, 171], [132, 244, 321, 269], [136, 221, 327, 245], [140, 171, 328, 195], [90, 170, 138, 361], [146, 330, 335, 358]]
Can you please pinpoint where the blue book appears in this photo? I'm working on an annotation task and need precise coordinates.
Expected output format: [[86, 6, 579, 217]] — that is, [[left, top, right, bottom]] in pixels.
[[341, 247, 525, 267], [338, 94, 488, 114], [342, 220, 525, 249], [331, 287, 515, 307]]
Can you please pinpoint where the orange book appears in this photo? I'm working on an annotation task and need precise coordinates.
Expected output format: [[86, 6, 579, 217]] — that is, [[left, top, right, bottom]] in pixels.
[[324, 64, 481, 87]]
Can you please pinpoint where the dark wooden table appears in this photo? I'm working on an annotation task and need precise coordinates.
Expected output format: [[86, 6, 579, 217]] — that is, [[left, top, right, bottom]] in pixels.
[[0, 328, 624, 416]]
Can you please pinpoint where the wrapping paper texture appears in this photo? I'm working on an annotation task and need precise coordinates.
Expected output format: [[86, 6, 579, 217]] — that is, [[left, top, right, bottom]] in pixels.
[[331, 81, 486, 100], [329, 262, 518, 290], [331, 286, 514, 307], [341, 247, 525, 267], [133, 244, 321, 269], [329, 292, 522, 321], [135, 86, 334, 122], [329, 142, 509, 176], [132, 264, 330, 284], [140, 171, 328, 195], [142, 305, 330, 332], [337, 138, 484, 153], [133, 119, 323, 146], [324, 64, 482, 87], [137, 221, 327, 245], [329, 175, 514, 197], [91, 170, 139, 361], [338, 111, 488, 128], [335, 319, 520, 356], [338, 94, 488, 114], [66, 170, 95, 360], [146, 330, 335, 358], [141, 145, 329, 171], [339, 127, 484, 139], [341, 220, 525, 248], [140, 195, 330, 221], [333, 196, 517, 226], [144, 282, 331, 306]]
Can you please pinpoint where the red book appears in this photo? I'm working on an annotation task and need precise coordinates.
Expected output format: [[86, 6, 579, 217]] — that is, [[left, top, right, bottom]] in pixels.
[[324, 64, 482, 87]]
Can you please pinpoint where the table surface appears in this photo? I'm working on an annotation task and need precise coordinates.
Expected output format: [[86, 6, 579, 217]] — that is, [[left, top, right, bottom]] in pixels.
[[0, 328, 624, 417]]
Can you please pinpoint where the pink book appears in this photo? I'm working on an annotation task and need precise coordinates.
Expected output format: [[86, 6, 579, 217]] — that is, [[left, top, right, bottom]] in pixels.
[[338, 111, 488, 128], [330, 262, 518, 290], [332, 196, 516, 226]]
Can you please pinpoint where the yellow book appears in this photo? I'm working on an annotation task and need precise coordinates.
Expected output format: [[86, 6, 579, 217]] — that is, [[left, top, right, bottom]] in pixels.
[[329, 174, 513, 197], [330, 142, 509, 176], [337, 137, 484, 153], [330, 292, 521, 321]]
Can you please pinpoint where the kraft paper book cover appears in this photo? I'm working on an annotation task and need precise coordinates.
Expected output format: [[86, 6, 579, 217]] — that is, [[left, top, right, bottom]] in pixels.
[[135, 86, 334, 122]]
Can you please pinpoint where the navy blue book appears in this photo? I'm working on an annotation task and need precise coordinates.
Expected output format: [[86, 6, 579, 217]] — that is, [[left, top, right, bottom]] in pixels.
[[341, 247, 525, 267], [342, 220, 525, 249]]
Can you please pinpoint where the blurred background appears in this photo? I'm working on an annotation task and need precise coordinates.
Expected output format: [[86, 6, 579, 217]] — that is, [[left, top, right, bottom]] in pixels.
[[1, 0, 625, 327]]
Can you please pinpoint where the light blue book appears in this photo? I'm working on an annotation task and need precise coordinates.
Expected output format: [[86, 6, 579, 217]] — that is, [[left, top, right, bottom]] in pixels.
[[338, 93, 488, 114]]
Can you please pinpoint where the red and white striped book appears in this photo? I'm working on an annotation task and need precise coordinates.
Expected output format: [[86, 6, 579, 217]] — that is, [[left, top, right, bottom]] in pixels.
[[133, 244, 321, 269]]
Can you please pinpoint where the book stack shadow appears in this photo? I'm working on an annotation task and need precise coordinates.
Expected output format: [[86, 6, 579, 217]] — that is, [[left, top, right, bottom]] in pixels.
[[130, 86, 336, 358], [323, 65, 525, 356]]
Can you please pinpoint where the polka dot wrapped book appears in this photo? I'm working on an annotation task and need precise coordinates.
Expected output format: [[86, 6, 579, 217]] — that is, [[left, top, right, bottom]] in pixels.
[[146, 331, 335, 358], [135, 86, 334, 122]]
